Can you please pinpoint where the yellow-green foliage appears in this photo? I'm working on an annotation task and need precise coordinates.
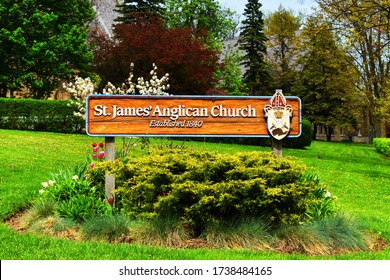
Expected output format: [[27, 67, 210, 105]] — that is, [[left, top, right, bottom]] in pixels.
[[373, 138, 390, 157], [89, 149, 325, 233]]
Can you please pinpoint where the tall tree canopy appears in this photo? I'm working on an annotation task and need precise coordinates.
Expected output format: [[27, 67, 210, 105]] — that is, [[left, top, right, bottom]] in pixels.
[[238, 0, 272, 95], [291, 17, 359, 141], [164, 0, 237, 43], [115, 0, 165, 24], [0, 0, 94, 98], [316, 0, 390, 137], [265, 6, 301, 92], [93, 16, 219, 94]]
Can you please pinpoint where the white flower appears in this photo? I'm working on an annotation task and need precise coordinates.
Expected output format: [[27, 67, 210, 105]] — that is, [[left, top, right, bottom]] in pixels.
[[72, 175, 79, 180], [41, 182, 49, 188], [48, 180, 56, 186], [39, 189, 45, 194], [325, 191, 332, 198]]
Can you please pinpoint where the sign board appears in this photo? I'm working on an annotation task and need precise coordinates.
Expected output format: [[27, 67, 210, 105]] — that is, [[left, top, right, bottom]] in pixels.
[[86, 95, 301, 138]]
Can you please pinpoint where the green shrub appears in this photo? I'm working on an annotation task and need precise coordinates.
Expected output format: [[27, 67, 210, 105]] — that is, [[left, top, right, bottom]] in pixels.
[[89, 149, 331, 234], [373, 138, 390, 156], [299, 172, 337, 220], [283, 119, 313, 148], [0, 98, 84, 133], [39, 165, 110, 222]]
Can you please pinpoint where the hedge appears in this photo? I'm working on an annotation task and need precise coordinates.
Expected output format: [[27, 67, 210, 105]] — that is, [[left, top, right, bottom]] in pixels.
[[0, 98, 84, 133], [283, 119, 313, 148], [373, 138, 390, 157]]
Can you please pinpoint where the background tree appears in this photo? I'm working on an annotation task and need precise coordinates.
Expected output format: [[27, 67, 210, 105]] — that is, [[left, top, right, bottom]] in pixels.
[[93, 16, 219, 94], [238, 0, 272, 95], [265, 6, 302, 92], [215, 43, 249, 95], [115, 0, 165, 24], [164, 0, 237, 43], [291, 17, 359, 141], [0, 0, 94, 99], [316, 0, 390, 138]]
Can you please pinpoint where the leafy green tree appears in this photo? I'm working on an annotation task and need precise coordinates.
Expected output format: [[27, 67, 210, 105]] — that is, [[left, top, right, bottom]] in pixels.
[[291, 17, 359, 141], [115, 0, 165, 24], [317, 0, 390, 137], [215, 42, 249, 95], [0, 0, 94, 98], [265, 6, 301, 92], [164, 0, 237, 43], [238, 0, 272, 95]]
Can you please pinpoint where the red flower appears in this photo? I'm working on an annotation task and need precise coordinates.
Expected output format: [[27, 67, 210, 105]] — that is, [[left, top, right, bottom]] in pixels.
[[92, 142, 97, 147], [99, 142, 104, 148], [108, 197, 113, 204]]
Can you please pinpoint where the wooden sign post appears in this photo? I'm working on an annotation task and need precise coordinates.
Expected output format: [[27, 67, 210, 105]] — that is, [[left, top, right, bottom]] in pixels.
[[264, 90, 295, 159], [86, 93, 301, 200], [104, 137, 115, 203]]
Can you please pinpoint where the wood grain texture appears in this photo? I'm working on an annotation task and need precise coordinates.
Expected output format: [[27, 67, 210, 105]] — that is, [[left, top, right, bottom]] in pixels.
[[86, 95, 301, 137]]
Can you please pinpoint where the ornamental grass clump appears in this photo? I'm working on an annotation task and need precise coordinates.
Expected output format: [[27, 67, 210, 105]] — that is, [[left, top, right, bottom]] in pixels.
[[80, 214, 131, 243], [274, 214, 371, 255]]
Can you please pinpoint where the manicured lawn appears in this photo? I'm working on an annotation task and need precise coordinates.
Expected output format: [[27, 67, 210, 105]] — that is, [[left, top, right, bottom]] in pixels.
[[0, 129, 389, 259]]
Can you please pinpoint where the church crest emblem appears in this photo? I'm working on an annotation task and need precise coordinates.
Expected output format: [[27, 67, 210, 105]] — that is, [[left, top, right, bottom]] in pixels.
[[264, 90, 293, 140]]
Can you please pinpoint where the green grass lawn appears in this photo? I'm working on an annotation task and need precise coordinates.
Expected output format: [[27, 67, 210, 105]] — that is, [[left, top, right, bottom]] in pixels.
[[0, 129, 389, 259]]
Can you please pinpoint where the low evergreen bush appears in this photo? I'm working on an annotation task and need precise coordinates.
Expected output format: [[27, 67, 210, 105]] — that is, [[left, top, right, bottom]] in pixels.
[[89, 148, 331, 235]]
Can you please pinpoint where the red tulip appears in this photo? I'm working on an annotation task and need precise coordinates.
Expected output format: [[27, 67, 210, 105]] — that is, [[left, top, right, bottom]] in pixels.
[[98, 151, 105, 158], [92, 142, 97, 147], [93, 146, 98, 152], [108, 197, 113, 204], [99, 142, 104, 148], [90, 163, 95, 168], [92, 153, 97, 158]]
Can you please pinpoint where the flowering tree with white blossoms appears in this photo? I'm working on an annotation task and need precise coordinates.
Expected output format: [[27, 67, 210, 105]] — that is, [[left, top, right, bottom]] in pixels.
[[64, 63, 170, 120], [64, 76, 95, 120]]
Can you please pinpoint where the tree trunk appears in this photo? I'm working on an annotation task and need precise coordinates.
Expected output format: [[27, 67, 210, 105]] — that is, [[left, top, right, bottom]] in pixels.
[[313, 124, 318, 140], [326, 126, 332, 142]]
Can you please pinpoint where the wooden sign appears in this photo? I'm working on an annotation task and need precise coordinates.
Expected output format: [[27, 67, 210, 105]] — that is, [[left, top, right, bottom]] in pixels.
[[86, 95, 301, 137]]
